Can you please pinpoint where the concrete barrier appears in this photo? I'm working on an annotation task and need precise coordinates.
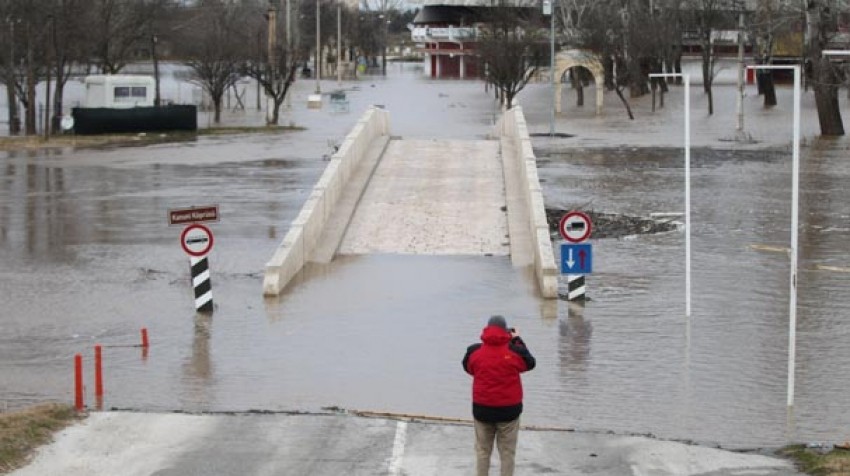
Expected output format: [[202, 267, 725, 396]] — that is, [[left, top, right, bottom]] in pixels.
[[495, 107, 558, 299], [263, 107, 391, 296]]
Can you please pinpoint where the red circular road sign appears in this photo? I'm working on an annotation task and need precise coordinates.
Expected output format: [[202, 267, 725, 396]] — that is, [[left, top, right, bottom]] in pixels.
[[180, 224, 214, 257], [559, 211, 592, 243]]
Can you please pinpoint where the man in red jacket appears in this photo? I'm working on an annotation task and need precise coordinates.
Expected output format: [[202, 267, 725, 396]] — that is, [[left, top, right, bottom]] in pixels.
[[462, 315, 536, 476]]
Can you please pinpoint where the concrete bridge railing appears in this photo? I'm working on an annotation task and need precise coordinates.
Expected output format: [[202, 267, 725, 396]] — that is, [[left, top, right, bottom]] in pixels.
[[263, 107, 391, 296], [496, 106, 559, 299]]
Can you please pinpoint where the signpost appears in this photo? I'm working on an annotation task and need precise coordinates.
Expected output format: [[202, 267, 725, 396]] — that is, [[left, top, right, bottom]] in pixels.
[[169, 205, 219, 226], [559, 211, 592, 301], [559, 211, 592, 243], [171, 207, 219, 314], [560, 243, 592, 274], [180, 224, 214, 257], [746, 64, 801, 409]]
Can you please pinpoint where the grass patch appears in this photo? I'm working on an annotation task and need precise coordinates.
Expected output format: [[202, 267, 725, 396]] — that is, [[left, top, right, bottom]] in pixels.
[[0, 404, 81, 473], [779, 444, 850, 475], [198, 125, 304, 136], [0, 125, 303, 152]]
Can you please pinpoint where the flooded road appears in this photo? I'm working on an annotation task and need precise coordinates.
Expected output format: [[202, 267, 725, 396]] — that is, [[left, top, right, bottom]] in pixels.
[[2, 65, 850, 449]]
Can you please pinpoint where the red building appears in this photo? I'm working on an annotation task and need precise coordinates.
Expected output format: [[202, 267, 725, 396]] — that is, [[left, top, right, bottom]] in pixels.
[[411, 6, 485, 79]]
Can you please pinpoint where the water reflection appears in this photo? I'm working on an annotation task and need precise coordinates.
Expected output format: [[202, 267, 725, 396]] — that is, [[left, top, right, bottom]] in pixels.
[[182, 313, 214, 407], [558, 302, 593, 372]]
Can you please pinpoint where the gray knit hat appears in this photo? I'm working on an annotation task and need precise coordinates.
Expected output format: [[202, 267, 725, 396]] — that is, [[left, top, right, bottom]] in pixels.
[[487, 315, 508, 330]]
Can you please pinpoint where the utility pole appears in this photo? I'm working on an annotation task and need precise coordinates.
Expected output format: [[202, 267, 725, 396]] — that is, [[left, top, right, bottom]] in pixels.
[[736, 11, 744, 131], [543, 0, 554, 136], [316, 0, 321, 93], [285, 0, 292, 109], [7, 17, 20, 135], [44, 16, 52, 140], [337, 0, 342, 84], [152, 34, 161, 106], [25, 22, 36, 135], [256, 31, 262, 111], [381, 9, 388, 76], [267, 4, 277, 123]]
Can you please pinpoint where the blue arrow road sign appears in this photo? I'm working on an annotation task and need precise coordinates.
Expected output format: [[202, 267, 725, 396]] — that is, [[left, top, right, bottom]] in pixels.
[[561, 243, 592, 274]]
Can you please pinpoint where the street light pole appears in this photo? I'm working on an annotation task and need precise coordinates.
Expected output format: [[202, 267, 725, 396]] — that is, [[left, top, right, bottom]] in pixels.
[[649, 73, 691, 319], [543, 0, 554, 136], [746, 64, 801, 408]]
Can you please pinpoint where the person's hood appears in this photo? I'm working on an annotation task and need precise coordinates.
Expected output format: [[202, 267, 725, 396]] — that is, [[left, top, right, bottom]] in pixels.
[[480, 325, 511, 346]]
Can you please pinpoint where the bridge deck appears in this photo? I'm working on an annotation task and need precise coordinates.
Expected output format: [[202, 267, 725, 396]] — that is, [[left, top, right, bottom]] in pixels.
[[339, 139, 510, 256]]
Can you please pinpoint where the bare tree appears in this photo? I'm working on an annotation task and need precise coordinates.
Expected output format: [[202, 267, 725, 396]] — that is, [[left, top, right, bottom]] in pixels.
[[82, 0, 168, 74], [243, 3, 302, 126], [807, 0, 844, 136], [180, 0, 250, 124], [578, 1, 638, 118], [0, 1, 24, 134], [48, 0, 91, 132], [687, 0, 739, 115], [14, 0, 50, 135], [750, 0, 788, 106], [478, 4, 546, 109], [360, 0, 404, 75]]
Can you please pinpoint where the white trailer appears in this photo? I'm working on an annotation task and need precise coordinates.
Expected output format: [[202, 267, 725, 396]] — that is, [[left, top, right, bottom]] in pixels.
[[84, 75, 155, 108]]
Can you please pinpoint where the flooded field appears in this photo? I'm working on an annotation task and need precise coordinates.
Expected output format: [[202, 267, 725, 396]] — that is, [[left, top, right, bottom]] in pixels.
[[2, 65, 850, 449]]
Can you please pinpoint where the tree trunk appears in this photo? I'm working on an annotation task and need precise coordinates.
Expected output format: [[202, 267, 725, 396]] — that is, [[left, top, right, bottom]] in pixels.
[[812, 57, 845, 136], [53, 64, 67, 133], [25, 45, 36, 135], [614, 86, 634, 120], [707, 86, 713, 116], [808, 1, 845, 136], [6, 76, 20, 135], [270, 101, 281, 125], [762, 73, 777, 107], [603, 57, 615, 90], [571, 69, 584, 107], [674, 56, 682, 85], [213, 96, 222, 123]]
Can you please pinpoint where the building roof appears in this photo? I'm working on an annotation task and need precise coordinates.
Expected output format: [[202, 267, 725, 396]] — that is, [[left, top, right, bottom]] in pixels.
[[412, 4, 537, 24], [413, 5, 487, 24]]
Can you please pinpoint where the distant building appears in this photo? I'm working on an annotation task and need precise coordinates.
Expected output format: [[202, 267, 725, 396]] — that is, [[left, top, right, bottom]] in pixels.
[[409, 0, 538, 79], [410, 6, 484, 79]]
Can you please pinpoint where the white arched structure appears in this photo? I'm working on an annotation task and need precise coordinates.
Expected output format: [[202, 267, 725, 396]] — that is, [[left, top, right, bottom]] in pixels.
[[554, 49, 605, 116]]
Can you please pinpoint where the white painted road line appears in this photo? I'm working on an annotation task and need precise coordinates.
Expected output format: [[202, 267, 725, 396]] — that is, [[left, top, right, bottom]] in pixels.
[[388, 421, 408, 475]]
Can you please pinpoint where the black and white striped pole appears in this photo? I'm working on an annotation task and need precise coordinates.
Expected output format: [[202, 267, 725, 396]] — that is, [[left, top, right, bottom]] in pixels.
[[559, 211, 593, 302], [566, 274, 586, 302], [190, 255, 213, 313], [181, 224, 215, 314]]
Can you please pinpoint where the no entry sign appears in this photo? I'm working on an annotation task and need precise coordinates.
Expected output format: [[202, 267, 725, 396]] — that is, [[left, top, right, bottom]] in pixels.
[[559, 211, 592, 243], [181, 224, 214, 257]]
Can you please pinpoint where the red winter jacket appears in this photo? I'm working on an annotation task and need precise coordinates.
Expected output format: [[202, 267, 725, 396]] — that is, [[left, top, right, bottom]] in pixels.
[[462, 325, 536, 422]]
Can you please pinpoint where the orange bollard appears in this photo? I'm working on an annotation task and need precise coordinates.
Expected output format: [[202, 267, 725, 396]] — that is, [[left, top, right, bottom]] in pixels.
[[94, 345, 103, 398], [141, 328, 149, 348], [74, 354, 84, 411]]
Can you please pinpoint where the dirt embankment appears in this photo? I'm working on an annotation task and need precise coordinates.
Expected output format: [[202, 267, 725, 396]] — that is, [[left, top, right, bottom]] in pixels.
[[545, 208, 679, 240]]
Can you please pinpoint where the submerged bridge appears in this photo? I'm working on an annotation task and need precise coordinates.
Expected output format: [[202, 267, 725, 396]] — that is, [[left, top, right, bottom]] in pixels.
[[262, 106, 558, 299]]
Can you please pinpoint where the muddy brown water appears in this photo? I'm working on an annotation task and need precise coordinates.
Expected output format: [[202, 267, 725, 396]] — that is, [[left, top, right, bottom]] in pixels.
[[2, 68, 850, 449]]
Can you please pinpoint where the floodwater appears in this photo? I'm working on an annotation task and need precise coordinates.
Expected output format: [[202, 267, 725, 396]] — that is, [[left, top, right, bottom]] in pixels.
[[2, 63, 850, 449]]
